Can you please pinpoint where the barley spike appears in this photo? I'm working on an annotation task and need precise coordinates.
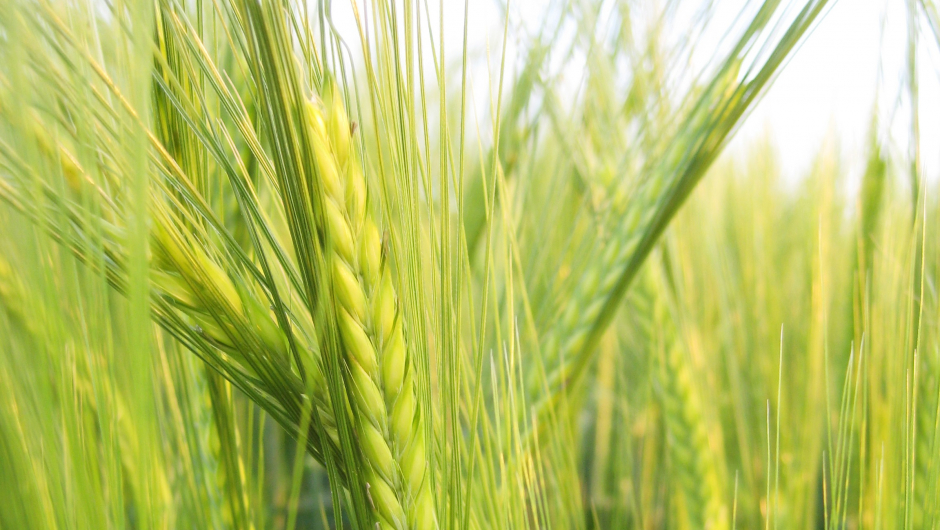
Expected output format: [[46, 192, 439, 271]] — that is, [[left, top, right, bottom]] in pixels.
[[307, 83, 436, 530]]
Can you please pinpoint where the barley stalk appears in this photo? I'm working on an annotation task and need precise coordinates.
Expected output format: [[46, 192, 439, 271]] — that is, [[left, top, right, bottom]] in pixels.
[[915, 346, 939, 526], [0, 257, 36, 338], [307, 85, 435, 529], [534, 61, 743, 410]]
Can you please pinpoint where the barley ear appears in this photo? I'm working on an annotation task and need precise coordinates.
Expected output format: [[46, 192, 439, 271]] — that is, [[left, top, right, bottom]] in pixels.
[[309, 83, 436, 529], [653, 285, 728, 530]]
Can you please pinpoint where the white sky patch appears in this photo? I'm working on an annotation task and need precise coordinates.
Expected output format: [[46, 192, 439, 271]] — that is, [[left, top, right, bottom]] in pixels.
[[327, 0, 937, 188], [725, 0, 939, 186]]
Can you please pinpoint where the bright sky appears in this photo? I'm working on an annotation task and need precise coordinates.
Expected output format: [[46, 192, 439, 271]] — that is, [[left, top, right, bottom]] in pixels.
[[728, 0, 940, 185], [332, 0, 939, 187]]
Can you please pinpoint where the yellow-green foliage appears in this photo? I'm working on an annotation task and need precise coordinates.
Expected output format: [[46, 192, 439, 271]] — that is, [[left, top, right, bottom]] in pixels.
[[1, 1, 937, 529]]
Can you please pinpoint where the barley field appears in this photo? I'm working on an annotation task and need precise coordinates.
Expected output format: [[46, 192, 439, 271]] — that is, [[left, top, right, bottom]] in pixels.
[[0, 0, 938, 528]]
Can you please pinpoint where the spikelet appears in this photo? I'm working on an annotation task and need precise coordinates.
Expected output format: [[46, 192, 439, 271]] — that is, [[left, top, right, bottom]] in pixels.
[[307, 84, 436, 530]]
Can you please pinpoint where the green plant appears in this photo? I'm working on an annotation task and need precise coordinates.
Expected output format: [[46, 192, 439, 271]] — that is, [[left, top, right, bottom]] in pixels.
[[1, 0, 938, 529]]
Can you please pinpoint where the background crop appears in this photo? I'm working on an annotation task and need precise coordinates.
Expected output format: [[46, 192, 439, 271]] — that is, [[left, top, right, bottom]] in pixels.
[[0, 0, 937, 529]]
